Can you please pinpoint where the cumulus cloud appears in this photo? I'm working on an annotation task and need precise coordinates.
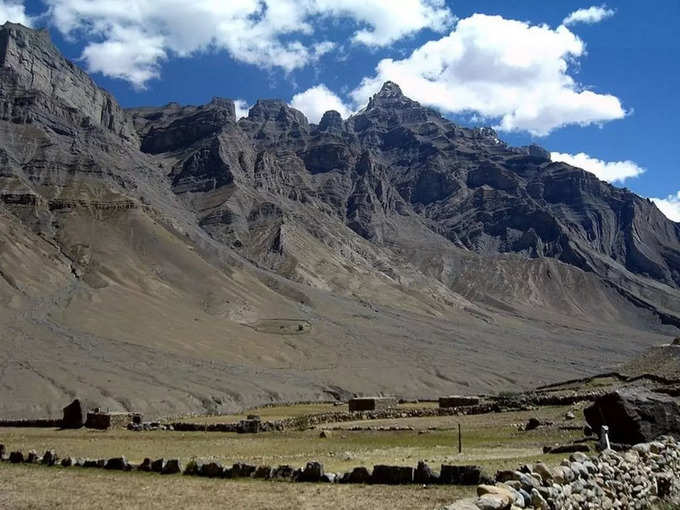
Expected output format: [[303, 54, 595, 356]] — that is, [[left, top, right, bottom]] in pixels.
[[313, 0, 454, 46], [651, 193, 680, 223], [43, 0, 453, 88], [0, 0, 31, 26], [550, 152, 645, 183], [290, 85, 351, 123], [351, 14, 625, 136], [234, 99, 250, 120], [563, 5, 615, 26]]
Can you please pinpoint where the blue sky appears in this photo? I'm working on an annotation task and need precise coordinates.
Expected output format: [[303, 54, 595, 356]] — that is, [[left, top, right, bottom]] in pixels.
[[4, 1, 680, 219]]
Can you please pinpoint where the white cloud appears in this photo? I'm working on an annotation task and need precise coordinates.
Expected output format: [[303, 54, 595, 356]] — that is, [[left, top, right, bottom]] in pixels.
[[313, 0, 454, 46], [43, 0, 453, 88], [0, 0, 31, 26], [290, 84, 351, 123], [351, 13, 626, 136], [234, 99, 250, 120], [651, 193, 680, 223], [563, 5, 615, 26], [550, 152, 645, 183]]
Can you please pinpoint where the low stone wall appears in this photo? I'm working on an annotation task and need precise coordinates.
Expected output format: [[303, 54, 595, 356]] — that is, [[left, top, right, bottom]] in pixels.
[[439, 396, 481, 408], [441, 436, 680, 510], [0, 419, 63, 428], [0, 441, 491, 486], [166, 403, 506, 433]]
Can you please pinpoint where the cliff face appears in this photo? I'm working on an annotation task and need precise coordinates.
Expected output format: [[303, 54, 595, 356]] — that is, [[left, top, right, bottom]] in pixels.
[[0, 22, 136, 140], [0, 23, 679, 419]]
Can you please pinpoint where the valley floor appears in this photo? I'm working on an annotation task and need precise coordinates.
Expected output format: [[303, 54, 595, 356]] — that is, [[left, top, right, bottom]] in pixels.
[[0, 404, 589, 509]]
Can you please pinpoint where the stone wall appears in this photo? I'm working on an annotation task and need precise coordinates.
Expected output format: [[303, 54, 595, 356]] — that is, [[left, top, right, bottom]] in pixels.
[[85, 412, 141, 430], [442, 436, 680, 510], [439, 396, 481, 408], [0, 419, 62, 428]]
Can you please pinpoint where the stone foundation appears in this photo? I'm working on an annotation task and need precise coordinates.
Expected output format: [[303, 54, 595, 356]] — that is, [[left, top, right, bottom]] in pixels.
[[85, 412, 142, 430], [348, 397, 397, 412]]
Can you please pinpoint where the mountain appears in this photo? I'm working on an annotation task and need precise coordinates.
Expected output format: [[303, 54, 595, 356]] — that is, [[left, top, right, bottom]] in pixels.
[[0, 22, 679, 419]]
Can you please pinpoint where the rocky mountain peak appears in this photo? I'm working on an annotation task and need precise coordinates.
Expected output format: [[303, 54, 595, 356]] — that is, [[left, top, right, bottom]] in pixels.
[[367, 81, 419, 111], [243, 99, 309, 136], [318, 110, 344, 132], [0, 22, 137, 141]]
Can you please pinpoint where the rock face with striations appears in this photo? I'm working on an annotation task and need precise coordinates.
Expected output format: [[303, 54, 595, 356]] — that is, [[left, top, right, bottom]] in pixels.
[[0, 23, 680, 420]]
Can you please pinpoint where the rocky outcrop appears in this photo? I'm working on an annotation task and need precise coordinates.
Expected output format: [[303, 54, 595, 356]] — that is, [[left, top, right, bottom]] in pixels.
[[584, 389, 680, 444]]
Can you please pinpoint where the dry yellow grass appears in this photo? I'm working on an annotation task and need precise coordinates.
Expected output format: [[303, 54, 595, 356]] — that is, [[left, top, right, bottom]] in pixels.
[[0, 463, 473, 510]]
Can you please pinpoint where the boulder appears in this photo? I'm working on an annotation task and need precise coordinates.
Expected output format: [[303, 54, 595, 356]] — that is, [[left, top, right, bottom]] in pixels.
[[298, 461, 324, 482], [162, 459, 182, 475], [343, 467, 372, 484], [414, 461, 437, 484], [60, 457, 73, 467], [525, 418, 541, 431], [9, 451, 24, 463], [252, 465, 272, 479], [271, 465, 294, 480], [584, 389, 680, 444], [62, 399, 87, 429], [321, 473, 337, 483], [41, 450, 57, 466], [370, 465, 414, 485], [151, 458, 165, 473], [0, 443, 5, 459], [82, 459, 106, 468], [25, 450, 38, 463], [475, 493, 512, 510], [200, 461, 224, 478], [183, 460, 202, 476], [231, 463, 256, 478], [104, 457, 129, 471], [138, 458, 152, 472], [440, 465, 489, 485]]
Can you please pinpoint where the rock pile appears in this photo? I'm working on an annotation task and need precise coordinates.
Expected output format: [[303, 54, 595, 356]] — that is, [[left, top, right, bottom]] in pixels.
[[442, 436, 680, 509]]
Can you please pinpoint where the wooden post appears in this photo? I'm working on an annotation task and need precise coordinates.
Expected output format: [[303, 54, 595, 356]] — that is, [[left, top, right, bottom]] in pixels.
[[458, 423, 462, 454]]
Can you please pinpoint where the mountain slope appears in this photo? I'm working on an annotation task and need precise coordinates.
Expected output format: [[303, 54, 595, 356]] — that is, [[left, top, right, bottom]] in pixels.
[[0, 22, 678, 418]]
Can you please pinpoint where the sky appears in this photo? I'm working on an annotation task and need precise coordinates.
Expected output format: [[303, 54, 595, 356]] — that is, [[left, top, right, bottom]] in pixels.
[[2, 0, 679, 221]]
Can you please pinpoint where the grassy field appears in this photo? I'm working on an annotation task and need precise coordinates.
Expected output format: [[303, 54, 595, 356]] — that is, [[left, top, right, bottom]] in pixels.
[[0, 405, 588, 473], [0, 404, 593, 509], [0, 463, 473, 510]]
